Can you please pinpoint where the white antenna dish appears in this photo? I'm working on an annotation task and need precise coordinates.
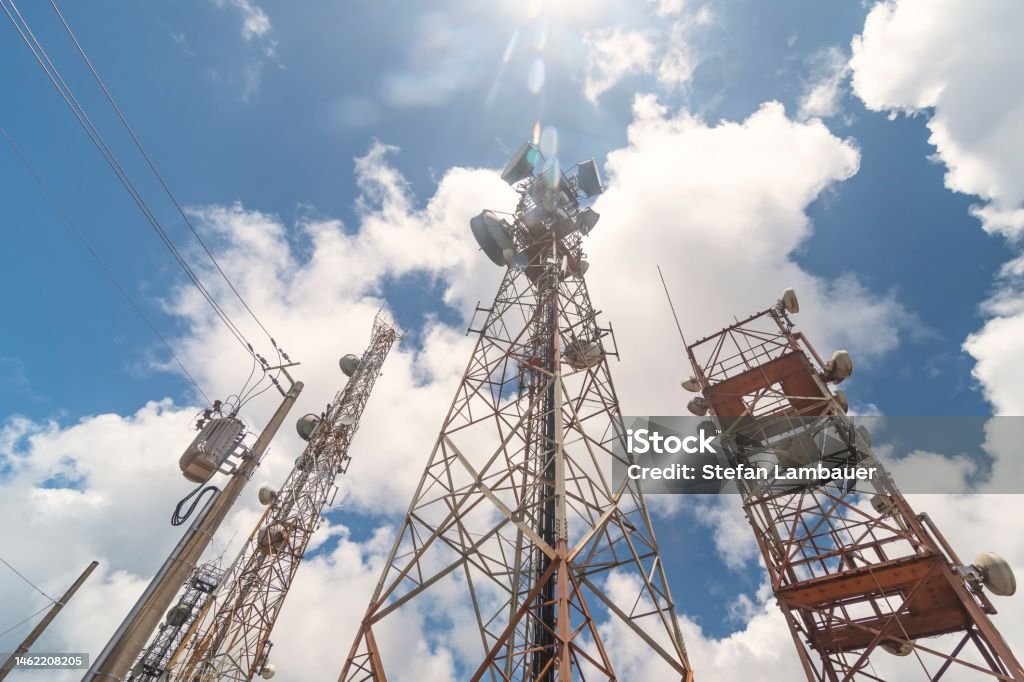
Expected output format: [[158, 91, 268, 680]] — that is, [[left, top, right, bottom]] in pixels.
[[339, 414, 357, 426], [881, 641, 913, 656], [832, 389, 848, 413], [974, 552, 1017, 596], [681, 376, 701, 392], [470, 210, 516, 266], [781, 288, 799, 314], [260, 664, 277, 680], [575, 159, 604, 197], [578, 207, 600, 235], [258, 485, 278, 506], [824, 350, 853, 383], [296, 414, 320, 441], [339, 354, 362, 377], [501, 142, 539, 185], [686, 396, 709, 416]]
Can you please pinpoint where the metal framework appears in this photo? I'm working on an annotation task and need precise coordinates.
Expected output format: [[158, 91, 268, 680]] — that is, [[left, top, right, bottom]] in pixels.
[[166, 314, 398, 681], [685, 303, 1023, 681], [128, 561, 223, 682], [340, 151, 692, 681]]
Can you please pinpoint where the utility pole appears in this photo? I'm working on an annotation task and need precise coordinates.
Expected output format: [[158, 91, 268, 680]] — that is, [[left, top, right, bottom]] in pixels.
[[0, 561, 98, 681], [84, 380, 303, 681]]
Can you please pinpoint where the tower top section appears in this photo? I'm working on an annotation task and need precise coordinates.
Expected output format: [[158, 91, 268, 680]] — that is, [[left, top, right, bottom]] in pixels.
[[472, 142, 604, 270]]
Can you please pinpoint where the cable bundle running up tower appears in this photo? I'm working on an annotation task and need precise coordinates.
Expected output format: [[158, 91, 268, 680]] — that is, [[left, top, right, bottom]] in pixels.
[[340, 143, 692, 680], [166, 313, 397, 681], [680, 291, 1022, 680]]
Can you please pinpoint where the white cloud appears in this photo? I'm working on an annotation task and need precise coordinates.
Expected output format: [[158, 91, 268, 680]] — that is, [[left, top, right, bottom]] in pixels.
[[216, 0, 271, 42], [851, 0, 1024, 239], [0, 97, 945, 680], [798, 46, 851, 120], [582, 6, 711, 102], [850, 0, 1024, 416], [213, 0, 278, 100], [582, 28, 657, 103]]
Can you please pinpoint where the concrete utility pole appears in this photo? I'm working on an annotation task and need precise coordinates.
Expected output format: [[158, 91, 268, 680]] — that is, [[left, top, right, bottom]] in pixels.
[[0, 560, 99, 681], [84, 381, 303, 681]]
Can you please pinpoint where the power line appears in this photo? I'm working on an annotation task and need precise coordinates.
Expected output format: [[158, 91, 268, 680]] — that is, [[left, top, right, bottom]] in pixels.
[[46, 0, 283, 355], [0, 605, 50, 642], [1, 0, 261, 365], [0, 556, 55, 604], [0, 125, 213, 404]]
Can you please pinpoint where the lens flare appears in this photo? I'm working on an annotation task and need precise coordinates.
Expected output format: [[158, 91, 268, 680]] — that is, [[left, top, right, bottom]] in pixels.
[[527, 58, 545, 94], [540, 125, 558, 159], [532, 120, 541, 146]]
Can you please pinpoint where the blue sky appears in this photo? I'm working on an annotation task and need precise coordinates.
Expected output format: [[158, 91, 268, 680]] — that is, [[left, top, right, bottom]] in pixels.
[[0, 0, 1009, 424], [2, 0, 1023, 678]]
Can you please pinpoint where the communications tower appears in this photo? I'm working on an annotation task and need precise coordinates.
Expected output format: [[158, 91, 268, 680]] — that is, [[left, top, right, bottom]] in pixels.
[[127, 561, 224, 682], [340, 143, 693, 680], [681, 291, 1021, 680], [165, 313, 398, 681]]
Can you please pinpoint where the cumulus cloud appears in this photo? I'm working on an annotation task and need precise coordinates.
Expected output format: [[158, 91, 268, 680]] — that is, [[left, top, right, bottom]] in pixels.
[[850, 0, 1024, 417], [0, 98, 939, 680], [851, 0, 1024, 239]]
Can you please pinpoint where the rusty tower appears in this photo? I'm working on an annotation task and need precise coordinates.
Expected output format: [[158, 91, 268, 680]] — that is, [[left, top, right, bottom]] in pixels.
[[682, 291, 1021, 681], [164, 313, 398, 681], [340, 143, 692, 681]]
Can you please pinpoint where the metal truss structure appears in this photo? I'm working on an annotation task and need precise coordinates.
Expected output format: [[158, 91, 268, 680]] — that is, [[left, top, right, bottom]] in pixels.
[[166, 313, 398, 681], [684, 302, 1023, 681], [126, 562, 224, 682], [340, 147, 692, 681]]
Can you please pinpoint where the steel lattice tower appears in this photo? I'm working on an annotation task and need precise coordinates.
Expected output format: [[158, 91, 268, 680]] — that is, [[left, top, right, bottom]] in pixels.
[[166, 313, 398, 681], [127, 562, 223, 682], [683, 297, 1022, 681], [340, 144, 693, 681]]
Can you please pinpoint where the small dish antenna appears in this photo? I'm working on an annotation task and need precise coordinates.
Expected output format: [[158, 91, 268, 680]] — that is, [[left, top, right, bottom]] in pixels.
[[470, 210, 516, 266], [686, 396, 709, 416], [296, 414, 320, 441], [258, 485, 278, 506], [780, 288, 799, 314], [824, 350, 853, 383], [339, 354, 362, 377], [974, 552, 1017, 596], [339, 414, 357, 426], [881, 641, 913, 656], [681, 376, 701, 392], [832, 389, 848, 413]]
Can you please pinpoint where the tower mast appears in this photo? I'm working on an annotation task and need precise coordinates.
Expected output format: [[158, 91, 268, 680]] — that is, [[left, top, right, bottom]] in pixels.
[[681, 291, 1022, 680], [341, 143, 693, 680], [166, 313, 397, 681]]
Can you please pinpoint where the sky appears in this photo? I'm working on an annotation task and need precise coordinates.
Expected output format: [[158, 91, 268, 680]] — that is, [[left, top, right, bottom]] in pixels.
[[1, 0, 1023, 680]]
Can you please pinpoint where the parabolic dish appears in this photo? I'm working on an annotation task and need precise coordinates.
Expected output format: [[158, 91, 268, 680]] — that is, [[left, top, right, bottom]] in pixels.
[[470, 210, 515, 266]]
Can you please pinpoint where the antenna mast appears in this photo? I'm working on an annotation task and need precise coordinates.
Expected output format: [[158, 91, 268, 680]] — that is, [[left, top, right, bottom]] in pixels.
[[340, 143, 693, 680], [681, 291, 1022, 680]]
